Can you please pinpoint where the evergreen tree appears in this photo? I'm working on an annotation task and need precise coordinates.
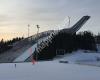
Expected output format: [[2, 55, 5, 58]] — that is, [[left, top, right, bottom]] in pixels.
[[36, 31, 97, 60]]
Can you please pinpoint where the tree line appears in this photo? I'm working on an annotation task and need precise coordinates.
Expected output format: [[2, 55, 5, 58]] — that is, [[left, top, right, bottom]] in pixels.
[[0, 37, 24, 54], [34, 31, 97, 60]]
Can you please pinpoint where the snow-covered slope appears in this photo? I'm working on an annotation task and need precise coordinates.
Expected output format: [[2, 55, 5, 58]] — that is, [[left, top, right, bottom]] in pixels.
[[58, 50, 100, 66], [60, 50, 100, 62], [13, 37, 48, 62], [0, 62, 100, 80], [97, 44, 100, 52]]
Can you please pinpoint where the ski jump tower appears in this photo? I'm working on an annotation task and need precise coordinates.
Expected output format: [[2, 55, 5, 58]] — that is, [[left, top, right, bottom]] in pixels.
[[14, 15, 90, 62], [62, 15, 90, 34]]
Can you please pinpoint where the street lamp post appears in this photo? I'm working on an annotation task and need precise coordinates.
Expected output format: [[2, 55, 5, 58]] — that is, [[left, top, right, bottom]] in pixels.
[[36, 25, 40, 61], [37, 25, 40, 35], [68, 16, 70, 28]]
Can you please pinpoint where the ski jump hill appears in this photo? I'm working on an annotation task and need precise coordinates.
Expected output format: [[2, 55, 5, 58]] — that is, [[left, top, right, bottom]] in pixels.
[[0, 15, 90, 63]]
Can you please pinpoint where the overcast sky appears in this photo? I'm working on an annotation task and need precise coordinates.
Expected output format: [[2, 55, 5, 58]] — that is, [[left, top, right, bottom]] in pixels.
[[0, 0, 100, 40]]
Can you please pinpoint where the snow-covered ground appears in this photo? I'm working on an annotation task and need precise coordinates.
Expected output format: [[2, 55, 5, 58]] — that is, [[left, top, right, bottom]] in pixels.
[[0, 62, 100, 80], [57, 50, 100, 66], [0, 50, 100, 80]]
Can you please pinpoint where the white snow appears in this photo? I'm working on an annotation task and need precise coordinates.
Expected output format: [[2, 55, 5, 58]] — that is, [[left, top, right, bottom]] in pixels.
[[0, 62, 100, 80], [1, 50, 100, 80], [13, 43, 37, 62], [97, 44, 100, 52], [13, 37, 48, 62], [13, 30, 58, 62], [58, 50, 100, 66]]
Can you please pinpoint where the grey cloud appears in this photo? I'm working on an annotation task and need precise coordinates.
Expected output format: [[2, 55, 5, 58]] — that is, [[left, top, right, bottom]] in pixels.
[[0, 0, 100, 34]]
